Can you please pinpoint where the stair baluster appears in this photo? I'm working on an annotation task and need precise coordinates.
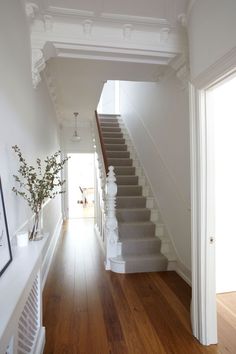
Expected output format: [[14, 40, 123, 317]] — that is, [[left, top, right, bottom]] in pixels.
[[105, 166, 118, 269]]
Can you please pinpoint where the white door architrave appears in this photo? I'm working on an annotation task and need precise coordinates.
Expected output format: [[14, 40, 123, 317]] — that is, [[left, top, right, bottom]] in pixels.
[[189, 47, 236, 345]]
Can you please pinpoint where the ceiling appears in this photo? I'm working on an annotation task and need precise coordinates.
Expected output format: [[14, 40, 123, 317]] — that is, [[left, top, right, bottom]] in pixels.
[[28, 0, 189, 124], [46, 57, 166, 124]]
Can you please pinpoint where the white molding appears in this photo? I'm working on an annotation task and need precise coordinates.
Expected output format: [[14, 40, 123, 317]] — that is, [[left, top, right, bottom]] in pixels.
[[50, 41, 176, 65], [176, 260, 192, 286], [190, 48, 236, 345], [25, 2, 39, 19], [101, 13, 169, 27], [34, 327, 46, 354], [32, 48, 46, 88], [47, 6, 94, 18], [189, 83, 217, 345], [191, 46, 236, 89], [42, 217, 63, 289]]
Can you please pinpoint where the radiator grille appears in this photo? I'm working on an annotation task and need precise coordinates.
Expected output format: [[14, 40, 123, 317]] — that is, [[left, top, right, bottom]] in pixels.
[[17, 275, 40, 354]]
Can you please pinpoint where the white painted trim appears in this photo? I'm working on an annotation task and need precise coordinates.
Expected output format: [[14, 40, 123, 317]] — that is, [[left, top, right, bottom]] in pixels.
[[42, 217, 63, 288], [192, 46, 236, 89], [189, 48, 236, 345], [176, 261, 192, 286], [94, 223, 105, 255], [101, 13, 169, 26], [34, 327, 46, 354]]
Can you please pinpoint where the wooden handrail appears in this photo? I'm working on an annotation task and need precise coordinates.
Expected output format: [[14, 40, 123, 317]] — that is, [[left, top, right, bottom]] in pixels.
[[95, 110, 108, 174]]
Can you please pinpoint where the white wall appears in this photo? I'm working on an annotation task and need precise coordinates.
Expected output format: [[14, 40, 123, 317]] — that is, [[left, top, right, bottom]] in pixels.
[[0, 0, 62, 252], [120, 78, 191, 271], [188, 0, 236, 80]]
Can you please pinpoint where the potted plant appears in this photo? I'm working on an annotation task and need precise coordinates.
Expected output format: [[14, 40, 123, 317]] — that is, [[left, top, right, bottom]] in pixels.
[[12, 145, 69, 240]]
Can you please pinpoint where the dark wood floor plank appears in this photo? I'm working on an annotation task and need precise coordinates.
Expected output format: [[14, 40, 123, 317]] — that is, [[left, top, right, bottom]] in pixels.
[[43, 219, 235, 354]]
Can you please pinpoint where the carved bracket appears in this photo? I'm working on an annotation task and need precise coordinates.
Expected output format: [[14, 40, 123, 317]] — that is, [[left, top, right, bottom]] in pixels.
[[31, 49, 46, 89]]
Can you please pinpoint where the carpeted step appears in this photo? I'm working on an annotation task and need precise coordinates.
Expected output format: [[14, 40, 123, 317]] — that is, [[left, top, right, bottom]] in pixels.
[[117, 185, 142, 196], [105, 144, 127, 151], [116, 208, 150, 222], [104, 138, 125, 144], [101, 127, 121, 133], [116, 196, 146, 208], [108, 158, 133, 166], [119, 236, 161, 255], [116, 175, 138, 185], [114, 166, 135, 175], [100, 122, 120, 128], [110, 253, 168, 273], [102, 132, 123, 139], [107, 151, 130, 158], [119, 221, 155, 238]]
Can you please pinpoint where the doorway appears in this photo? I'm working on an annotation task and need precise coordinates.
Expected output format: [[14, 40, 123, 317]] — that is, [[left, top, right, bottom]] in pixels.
[[67, 153, 94, 219], [206, 74, 236, 351], [190, 68, 236, 346]]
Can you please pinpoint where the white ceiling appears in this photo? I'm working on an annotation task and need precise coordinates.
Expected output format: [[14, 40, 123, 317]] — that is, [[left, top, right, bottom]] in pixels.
[[46, 57, 166, 124]]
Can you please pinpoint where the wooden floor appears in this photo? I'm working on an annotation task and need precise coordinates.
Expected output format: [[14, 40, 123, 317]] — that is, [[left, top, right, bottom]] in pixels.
[[43, 219, 235, 354]]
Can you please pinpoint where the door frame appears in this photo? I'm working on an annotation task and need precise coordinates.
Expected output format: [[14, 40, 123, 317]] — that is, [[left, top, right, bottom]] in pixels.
[[190, 47, 236, 345]]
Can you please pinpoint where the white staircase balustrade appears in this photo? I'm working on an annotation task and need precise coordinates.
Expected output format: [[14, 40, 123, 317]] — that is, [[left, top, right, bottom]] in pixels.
[[105, 166, 118, 269], [93, 113, 119, 267]]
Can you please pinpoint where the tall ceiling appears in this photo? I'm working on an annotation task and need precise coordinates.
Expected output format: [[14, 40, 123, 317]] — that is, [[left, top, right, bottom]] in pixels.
[[27, 0, 189, 124]]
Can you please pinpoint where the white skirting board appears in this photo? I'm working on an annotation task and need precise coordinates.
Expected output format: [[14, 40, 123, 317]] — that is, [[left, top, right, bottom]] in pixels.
[[42, 217, 63, 289], [34, 327, 46, 354]]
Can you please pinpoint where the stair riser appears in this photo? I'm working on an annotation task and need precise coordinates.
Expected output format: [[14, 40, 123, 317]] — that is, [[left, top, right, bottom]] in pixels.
[[116, 209, 150, 222], [124, 258, 168, 273], [117, 186, 142, 196], [120, 238, 161, 255], [99, 120, 119, 124], [110, 256, 167, 274], [107, 151, 130, 158], [104, 139, 125, 144], [119, 223, 156, 239], [105, 144, 127, 151], [114, 167, 135, 175], [101, 128, 121, 133], [116, 176, 138, 185], [102, 133, 123, 138], [108, 158, 133, 166], [116, 197, 146, 208], [100, 123, 120, 127]]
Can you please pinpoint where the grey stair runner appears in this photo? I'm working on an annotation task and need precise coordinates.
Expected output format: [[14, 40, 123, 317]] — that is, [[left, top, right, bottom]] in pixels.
[[99, 115, 168, 273]]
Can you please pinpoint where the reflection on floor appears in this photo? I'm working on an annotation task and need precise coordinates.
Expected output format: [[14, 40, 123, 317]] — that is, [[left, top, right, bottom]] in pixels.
[[217, 292, 236, 353], [71, 203, 94, 218], [43, 219, 235, 353]]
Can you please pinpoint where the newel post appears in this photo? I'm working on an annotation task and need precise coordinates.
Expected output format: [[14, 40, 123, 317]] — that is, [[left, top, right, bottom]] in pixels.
[[105, 166, 118, 269]]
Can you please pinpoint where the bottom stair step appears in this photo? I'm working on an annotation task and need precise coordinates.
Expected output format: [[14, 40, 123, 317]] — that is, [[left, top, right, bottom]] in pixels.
[[110, 254, 168, 273], [119, 237, 161, 255]]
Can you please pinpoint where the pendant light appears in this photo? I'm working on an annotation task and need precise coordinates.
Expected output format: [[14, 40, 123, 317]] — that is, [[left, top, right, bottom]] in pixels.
[[71, 112, 81, 142]]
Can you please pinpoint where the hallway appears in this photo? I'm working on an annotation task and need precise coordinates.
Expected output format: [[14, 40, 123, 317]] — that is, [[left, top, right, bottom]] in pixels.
[[43, 219, 219, 354]]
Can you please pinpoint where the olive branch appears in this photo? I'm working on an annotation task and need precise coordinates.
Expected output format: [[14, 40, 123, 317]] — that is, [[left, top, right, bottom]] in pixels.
[[12, 145, 69, 217]]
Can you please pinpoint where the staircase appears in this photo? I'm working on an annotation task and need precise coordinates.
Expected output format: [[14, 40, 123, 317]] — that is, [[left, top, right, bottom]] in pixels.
[[99, 114, 168, 273]]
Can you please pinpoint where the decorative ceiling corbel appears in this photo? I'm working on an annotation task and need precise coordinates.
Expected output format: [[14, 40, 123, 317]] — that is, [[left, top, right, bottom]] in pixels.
[[123, 24, 133, 40], [31, 49, 46, 88], [25, 2, 39, 20], [169, 53, 190, 89]]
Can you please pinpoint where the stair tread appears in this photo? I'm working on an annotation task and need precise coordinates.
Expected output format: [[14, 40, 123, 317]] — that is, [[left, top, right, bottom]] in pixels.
[[111, 253, 166, 262], [117, 196, 145, 198], [116, 208, 149, 211], [118, 221, 154, 225], [119, 236, 160, 242]]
